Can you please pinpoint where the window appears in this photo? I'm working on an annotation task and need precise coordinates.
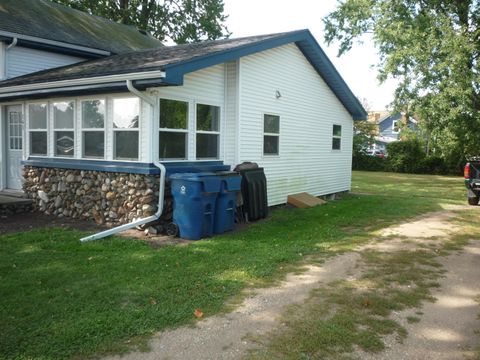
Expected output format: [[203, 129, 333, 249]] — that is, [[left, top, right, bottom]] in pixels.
[[159, 99, 188, 160], [263, 114, 280, 155], [332, 124, 342, 150], [196, 104, 220, 159], [113, 98, 139, 160], [53, 101, 74, 157], [82, 99, 105, 158], [28, 103, 48, 156], [392, 120, 399, 133], [8, 111, 22, 150]]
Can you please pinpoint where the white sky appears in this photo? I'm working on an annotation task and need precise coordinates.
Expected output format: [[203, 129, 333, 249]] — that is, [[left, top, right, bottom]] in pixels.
[[223, 0, 397, 111]]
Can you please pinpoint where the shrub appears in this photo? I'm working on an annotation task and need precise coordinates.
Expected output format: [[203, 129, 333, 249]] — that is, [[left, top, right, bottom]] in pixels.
[[417, 156, 446, 175], [352, 154, 387, 171], [386, 139, 425, 173]]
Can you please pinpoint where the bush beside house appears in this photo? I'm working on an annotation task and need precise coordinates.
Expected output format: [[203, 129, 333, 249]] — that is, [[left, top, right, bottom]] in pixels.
[[353, 138, 454, 175]]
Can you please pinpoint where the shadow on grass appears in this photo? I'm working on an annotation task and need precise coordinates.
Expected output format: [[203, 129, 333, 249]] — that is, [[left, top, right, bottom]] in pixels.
[[0, 186, 460, 359]]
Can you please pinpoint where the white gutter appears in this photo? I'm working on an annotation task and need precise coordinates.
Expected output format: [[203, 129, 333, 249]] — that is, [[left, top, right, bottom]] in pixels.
[[6, 37, 17, 51], [0, 30, 110, 56], [0, 81, 127, 100], [0, 70, 166, 94], [80, 80, 166, 242]]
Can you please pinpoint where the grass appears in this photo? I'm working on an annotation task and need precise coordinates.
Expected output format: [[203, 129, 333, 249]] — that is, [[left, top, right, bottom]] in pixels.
[[246, 175, 480, 360], [0, 171, 467, 359]]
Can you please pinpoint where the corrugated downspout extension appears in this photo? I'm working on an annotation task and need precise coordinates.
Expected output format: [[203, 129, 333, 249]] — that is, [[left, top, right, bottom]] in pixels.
[[80, 80, 165, 242]]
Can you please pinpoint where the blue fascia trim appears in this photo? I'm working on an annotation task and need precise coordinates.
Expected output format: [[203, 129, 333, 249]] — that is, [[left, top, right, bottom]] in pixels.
[[22, 158, 159, 174], [21, 158, 231, 176], [162, 29, 367, 120]]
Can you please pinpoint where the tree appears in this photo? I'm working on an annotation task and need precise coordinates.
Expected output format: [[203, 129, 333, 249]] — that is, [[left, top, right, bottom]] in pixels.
[[323, 0, 480, 169], [53, 0, 230, 44]]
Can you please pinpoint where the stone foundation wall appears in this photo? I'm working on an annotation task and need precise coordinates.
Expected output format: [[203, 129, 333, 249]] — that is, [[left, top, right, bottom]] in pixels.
[[23, 166, 171, 227]]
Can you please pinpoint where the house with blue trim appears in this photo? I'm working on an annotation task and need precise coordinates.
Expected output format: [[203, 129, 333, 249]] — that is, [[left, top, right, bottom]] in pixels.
[[368, 112, 418, 153], [0, 0, 366, 226]]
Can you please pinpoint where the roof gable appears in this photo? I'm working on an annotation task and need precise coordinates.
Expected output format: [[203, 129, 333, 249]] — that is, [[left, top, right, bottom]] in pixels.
[[0, 30, 367, 120], [0, 0, 163, 54]]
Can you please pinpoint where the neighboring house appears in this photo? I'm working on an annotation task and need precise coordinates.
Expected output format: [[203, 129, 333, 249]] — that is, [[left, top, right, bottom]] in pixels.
[[0, 0, 163, 192], [0, 24, 366, 225], [367, 111, 418, 153]]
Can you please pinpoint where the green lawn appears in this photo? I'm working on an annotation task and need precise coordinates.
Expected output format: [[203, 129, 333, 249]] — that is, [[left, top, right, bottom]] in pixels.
[[0, 171, 466, 359]]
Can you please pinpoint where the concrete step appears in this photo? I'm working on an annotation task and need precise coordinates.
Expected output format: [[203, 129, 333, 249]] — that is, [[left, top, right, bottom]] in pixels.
[[0, 194, 33, 217]]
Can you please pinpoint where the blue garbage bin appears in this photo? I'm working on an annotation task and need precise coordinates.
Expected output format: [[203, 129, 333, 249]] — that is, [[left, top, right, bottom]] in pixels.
[[170, 172, 221, 240], [214, 172, 242, 234]]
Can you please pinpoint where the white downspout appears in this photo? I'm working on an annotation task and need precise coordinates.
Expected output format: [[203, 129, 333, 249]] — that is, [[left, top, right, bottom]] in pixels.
[[6, 37, 17, 50], [80, 80, 166, 242]]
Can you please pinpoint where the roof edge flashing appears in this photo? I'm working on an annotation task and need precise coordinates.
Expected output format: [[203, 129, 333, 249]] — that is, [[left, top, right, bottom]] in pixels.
[[0, 30, 111, 56], [0, 70, 166, 94]]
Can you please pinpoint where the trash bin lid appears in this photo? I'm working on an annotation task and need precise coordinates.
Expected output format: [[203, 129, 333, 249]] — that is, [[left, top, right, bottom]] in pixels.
[[170, 172, 220, 193], [170, 172, 217, 181], [215, 171, 240, 176]]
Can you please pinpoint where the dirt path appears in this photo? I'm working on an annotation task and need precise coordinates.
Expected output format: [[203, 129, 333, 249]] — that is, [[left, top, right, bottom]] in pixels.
[[105, 253, 361, 360], [360, 242, 480, 360], [104, 210, 480, 360]]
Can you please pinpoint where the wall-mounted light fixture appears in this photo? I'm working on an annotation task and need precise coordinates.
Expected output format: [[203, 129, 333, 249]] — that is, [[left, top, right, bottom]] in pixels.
[[275, 90, 282, 99]]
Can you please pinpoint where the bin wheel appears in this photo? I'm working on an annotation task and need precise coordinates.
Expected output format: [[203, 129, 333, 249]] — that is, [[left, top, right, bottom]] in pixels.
[[166, 223, 179, 237]]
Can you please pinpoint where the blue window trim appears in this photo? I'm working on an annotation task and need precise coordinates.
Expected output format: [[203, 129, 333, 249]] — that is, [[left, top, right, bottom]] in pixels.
[[21, 157, 230, 176]]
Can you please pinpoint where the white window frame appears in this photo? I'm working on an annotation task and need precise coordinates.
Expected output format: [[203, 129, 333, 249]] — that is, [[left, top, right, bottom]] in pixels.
[[195, 102, 221, 160], [263, 113, 280, 156], [112, 96, 140, 161], [158, 97, 190, 161], [80, 98, 106, 159], [52, 100, 75, 158], [7, 108, 23, 151], [392, 120, 399, 134], [27, 102, 49, 157], [332, 124, 342, 151]]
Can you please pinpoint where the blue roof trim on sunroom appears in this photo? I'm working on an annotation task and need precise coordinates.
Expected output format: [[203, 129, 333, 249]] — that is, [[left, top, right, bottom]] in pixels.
[[22, 158, 230, 176], [161, 30, 367, 120]]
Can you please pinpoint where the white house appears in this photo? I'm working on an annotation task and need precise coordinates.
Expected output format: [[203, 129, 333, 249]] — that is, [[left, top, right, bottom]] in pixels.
[[0, 0, 163, 192], [0, 24, 366, 225]]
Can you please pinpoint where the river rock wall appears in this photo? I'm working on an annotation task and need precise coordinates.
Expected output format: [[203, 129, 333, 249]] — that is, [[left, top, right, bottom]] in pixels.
[[22, 166, 171, 227]]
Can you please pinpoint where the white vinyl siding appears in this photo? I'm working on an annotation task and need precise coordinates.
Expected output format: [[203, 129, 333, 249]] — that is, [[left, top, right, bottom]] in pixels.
[[238, 43, 354, 205], [6, 46, 84, 79], [224, 61, 238, 165], [0, 42, 6, 80]]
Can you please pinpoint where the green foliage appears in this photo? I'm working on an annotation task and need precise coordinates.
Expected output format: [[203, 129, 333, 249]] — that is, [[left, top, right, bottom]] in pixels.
[[52, 0, 230, 44], [353, 120, 376, 157], [352, 154, 387, 171], [323, 0, 480, 165], [387, 139, 425, 173]]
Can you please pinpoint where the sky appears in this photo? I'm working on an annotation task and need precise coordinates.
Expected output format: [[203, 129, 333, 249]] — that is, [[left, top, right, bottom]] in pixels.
[[223, 0, 397, 111]]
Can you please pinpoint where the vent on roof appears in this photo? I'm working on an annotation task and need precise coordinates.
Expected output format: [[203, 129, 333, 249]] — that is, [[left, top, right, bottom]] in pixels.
[[138, 29, 148, 35]]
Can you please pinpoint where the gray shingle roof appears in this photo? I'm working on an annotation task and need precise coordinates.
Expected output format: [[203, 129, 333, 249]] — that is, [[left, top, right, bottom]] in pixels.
[[0, 32, 287, 87], [0, 0, 163, 54]]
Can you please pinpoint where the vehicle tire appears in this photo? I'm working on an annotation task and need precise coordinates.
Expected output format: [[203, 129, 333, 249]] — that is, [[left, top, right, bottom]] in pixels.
[[467, 196, 479, 205]]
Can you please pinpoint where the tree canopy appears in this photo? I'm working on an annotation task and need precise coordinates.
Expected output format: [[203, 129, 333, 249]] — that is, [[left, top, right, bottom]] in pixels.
[[53, 0, 230, 44], [323, 0, 480, 168]]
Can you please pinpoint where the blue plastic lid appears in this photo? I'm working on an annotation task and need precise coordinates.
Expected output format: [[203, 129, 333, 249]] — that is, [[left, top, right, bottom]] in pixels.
[[170, 172, 217, 181]]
